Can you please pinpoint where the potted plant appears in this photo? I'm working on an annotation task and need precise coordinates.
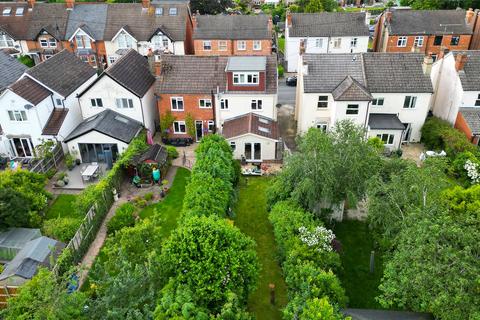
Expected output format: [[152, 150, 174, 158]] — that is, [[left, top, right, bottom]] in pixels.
[[65, 154, 75, 171], [160, 179, 169, 198]]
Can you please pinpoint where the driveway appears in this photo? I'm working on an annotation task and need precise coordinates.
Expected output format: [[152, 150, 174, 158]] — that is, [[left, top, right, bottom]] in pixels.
[[278, 80, 296, 105], [277, 79, 297, 151]]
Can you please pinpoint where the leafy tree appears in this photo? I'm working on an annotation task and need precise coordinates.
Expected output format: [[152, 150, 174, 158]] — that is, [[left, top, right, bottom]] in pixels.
[[305, 0, 323, 12], [157, 216, 258, 314], [267, 121, 381, 217], [1, 268, 87, 320], [190, 0, 233, 14], [299, 297, 351, 320], [0, 188, 31, 230], [184, 113, 196, 139], [159, 110, 176, 139]]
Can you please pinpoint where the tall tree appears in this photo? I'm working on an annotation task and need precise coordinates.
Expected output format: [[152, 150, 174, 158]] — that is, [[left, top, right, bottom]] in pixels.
[[190, 0, 233, 14]]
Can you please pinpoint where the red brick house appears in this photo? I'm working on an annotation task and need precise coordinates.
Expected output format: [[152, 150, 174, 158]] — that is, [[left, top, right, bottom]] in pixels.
[[455, 108, 480, 145], [373, 9, 478, 60]]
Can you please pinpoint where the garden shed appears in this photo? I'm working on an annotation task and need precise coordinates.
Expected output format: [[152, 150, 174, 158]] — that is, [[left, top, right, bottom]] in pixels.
[[0, 228, 41, 263], [127, 144, 169, 183]]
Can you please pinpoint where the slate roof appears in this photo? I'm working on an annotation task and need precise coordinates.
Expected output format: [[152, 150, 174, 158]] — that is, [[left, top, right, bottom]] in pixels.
[[9, 77, 52, 105], [223, 113, 279, 140], [387, 9, 472, 36], [104, 49, 155, 97], [193, 14, 271, 40], [26, 49, 96, 97], [104, 3, 189, 41], [332, 76, 372, 101], [289, 12, 369, 37], [451, 51, 480, 91], [302, 53, 433, 94], [459, 107, 480, 135], [64, 109, 143, 143], [65, 4, 108, 40], [368, 113, 406, 130], [0, 3, 30, 40], [156, 54, 277, 94], [26, 3, 70, 40], [0, 51, 28, 93]]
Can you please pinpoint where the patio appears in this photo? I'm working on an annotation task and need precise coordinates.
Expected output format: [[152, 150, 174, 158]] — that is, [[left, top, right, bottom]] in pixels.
[[52, 163, 109, 190]]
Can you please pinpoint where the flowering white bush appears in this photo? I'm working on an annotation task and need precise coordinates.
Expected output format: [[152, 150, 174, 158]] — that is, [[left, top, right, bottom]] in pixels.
[[464, 159, 480, 184], [298, 226, 335, 252]]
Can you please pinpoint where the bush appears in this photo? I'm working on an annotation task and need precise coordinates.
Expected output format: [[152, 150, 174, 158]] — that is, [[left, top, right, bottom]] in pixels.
[[42, 217, 81, 243], [144, 192, 154, 201], [107, 202, 137, 235], [277, 65, 284, 78], [450, 151, 480, 184], [166, 145, 178, 159], [17, 55, 34, 67]]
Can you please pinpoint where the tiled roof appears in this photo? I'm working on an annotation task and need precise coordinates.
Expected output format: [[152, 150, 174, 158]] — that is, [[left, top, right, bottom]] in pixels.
[[155, 54, 277, 94], [0, 3, 30, 40], [289, 12, 369, 37], [303, 53, 433, 94], [193, 14, 271, 40], [332, 76, 372, 101], [451, 51, 480, 91], [64, 109, 143, 143], [104, 49, 155, 97], [9, 77, 51, 105], [459, 107, 480, 135], [104, 3, 189, 41], [26, 50, 96, 97], [65, 4, 108, 40], [0, 51, 28, 93], [26, 3, 70, 40], [368, 113, 406, 130], [223, 113, 279, 140], [387, 9, 472, 36], [42, 108, 69, 136]]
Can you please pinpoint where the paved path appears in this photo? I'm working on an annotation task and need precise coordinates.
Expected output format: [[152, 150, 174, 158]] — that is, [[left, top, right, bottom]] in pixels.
[[77, 166, 178, 288]]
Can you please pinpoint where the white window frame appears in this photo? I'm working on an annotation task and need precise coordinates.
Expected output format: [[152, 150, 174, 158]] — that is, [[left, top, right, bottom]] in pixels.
[[403, 96, 417, 109], [377, 133, 395, 145], [233, 72, 259, 85], [8, 110, 28, 121], [0, 34, 14, 48], [203, 40, 212, 51], [171, 97, 184, 111], [315, 38, 323, 48], [173, 121, 186, 134], [253, 40, 262, 51], [220, 98, 229, 110], [117, 32, 133, 49], [372, 98, 384, 106], [414, 36, 424, 47], [169, 7, 177, 15], [90, 98, 103, 107], [115, 98, 134, 109], [155, 7, 163, 15], [475, 94, 480, 107], [397, 36, 407, 47], [218, 40, 227, 51], [199, 99, 212, 108], [208, 120, 215, 132], [40, 39, 48, 48], [346, 104, 359, 115], [15, 7, 24, 16], [316, 122, 328, 132], [237, 40, 246, 51], [2, 7, 11, 16], [75, 33, 91, 49], [251, 99, 263, 110], [317, 96, 328, 108], [350, 37, 358, 48]]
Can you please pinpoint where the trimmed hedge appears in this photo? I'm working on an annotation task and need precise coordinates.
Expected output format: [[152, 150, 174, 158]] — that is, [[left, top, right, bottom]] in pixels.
[[269, 201, 347, 319]]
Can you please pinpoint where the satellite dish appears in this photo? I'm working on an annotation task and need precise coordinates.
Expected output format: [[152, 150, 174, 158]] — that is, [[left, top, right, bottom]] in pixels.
[[24, 104, 34, 110]]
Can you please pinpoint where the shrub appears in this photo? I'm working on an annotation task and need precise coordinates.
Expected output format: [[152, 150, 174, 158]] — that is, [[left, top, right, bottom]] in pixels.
[[42, 217, 81, 243], [277, 65, 284, 78], [107, 202, 137, 235], [17, 55, 34, 67], [166, 145, 178, 159], [144, 192, 154, 202], [450, 151, 480, 183], [45, 168, 57, 179], [65, 154, 75, 170]]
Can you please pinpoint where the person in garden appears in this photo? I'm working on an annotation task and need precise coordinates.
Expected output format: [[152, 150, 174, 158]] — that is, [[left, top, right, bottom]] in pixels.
[[152, 166, 160, 185]]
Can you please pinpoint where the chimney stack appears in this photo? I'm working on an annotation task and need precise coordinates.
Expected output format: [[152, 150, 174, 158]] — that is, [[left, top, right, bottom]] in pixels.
[[466, 8, 475, 25], [455, 53, 468, 72], [422, 54, 433, 75], [142, 0, 150, 10], [385, 11, 392, 23], [192, 12, 198, 29], [286, 11, 292, 28], [268, 16, 273, 32], [299, 39, 305, 55], [27, 0, 35, 10], [65, 0, 74, 10]]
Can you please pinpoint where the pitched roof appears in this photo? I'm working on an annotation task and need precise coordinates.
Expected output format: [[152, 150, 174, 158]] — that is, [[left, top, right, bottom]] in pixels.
[[156, 54, 277, 94], [26, 3, 70, 40], [368, 113, 406, 130], [0, 51, 28, 92], [104, 49, 155, 97], [193, 14, 271, 40], [9, 77, 51, 105], [226, 56, 266, 71], [459, 107, 480, 135], [65, 4, 108, 40], [42, 108, 69, 136], [64, 109, 143, 143], [289, 12, 369, 37], [223, 113, 279, 140], [26, 50, 96, 97], [0, 3, 30, 40], [387, 9, 472, 36], [131, 143, 168, 165], [104, 3, 190, 41], [332, 76, 372, 101], [451, 51, 480, 91], [303, 53, 433, 94], [0, 228, 41, 252]]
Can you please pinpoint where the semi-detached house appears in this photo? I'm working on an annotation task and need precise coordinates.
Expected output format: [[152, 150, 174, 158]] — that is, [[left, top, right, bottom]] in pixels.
[[296, 53, 434, 150], [285, 12, 369, 72]]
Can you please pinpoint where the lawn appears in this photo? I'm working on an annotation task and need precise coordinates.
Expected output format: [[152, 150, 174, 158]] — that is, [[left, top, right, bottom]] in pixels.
[[334, 220, 384, 309], [45, 194, 79, 220], [234, 177, 288, 320], [139, 167, 190, 239]]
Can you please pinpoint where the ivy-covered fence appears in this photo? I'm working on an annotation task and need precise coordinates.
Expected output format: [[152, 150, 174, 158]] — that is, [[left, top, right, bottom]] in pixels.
[[54, 133, 148, 275]]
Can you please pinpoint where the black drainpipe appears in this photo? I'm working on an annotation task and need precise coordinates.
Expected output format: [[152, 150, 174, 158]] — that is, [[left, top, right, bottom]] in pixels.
[[211, 89, 217, 134]]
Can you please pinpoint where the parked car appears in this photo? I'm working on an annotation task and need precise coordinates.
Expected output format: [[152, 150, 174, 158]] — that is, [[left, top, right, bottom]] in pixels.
[[286, 76, 297, 86]]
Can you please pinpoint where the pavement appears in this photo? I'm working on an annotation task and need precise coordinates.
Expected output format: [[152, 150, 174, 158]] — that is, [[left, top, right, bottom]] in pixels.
[[277, 79, 298, 151]]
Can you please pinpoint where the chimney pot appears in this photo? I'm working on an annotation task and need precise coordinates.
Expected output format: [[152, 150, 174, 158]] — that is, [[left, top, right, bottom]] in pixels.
[[455, 53, 468, 72], [154, 62, 162, 76], [142, 0, 150, 9], [466, 8, 475, 25], [422, 54, 433, 75], [65, 0, 74, 10], [385, 11, 392, 23], [27, 0, 35, 10]]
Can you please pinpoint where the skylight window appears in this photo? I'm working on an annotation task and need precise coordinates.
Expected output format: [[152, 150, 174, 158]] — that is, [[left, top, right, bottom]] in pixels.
[[259, 118, 270, 124], [114, 115, 129, 124], [258, 126, 270, 133], [169, 7, 177, 15], [155, 7, 163, 15], [15, 7, 24, 16], [3, 7, 12, 16]]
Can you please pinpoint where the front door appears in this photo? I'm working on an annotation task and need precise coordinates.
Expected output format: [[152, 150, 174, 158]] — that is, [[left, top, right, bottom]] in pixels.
[[195, 121, 203, 142], [402, 123, 412, 142]]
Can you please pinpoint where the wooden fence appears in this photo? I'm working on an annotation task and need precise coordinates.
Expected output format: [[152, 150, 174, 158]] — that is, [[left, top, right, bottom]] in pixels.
[[0, 286, 18, 309], [29, 143, 64, 174]]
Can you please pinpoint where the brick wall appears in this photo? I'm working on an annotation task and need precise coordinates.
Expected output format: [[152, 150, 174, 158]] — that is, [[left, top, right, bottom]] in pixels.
[[194, 39, 271, 56], [384, 34, 472, 55], [184, 14, 194, 54], [157, 93, 214, 138], [454, 111, 473, 141], [226, 71, 266, 92]]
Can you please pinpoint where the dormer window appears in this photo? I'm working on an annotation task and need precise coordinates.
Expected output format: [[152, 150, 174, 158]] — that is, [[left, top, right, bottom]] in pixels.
[[40, 37, 56, 48], [117, 32, 133, 49], [233, 72, 259, 85], [152, 35, 169, 50], [15, 7, 24, 16], [75, 32, 91, 49], [155, 7, 163, 15], [169, 7, 177, 15], [2, 7, 11, 16]]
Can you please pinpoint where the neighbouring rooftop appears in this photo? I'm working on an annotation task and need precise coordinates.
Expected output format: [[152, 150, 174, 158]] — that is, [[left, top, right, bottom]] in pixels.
[[193, 14, 271, 40], [288, 12, 369, 38]]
